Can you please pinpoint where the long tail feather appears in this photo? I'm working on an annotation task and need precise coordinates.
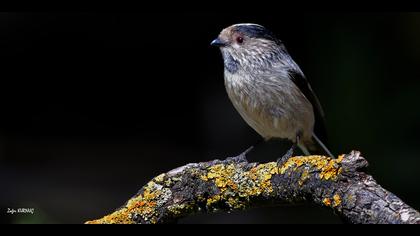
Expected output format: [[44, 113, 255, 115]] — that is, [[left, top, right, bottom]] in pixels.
[[297, 143, 311, 156], [312, 133, 335, 158]]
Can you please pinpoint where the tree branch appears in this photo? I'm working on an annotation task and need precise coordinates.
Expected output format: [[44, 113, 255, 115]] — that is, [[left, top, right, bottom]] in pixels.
[[85, 149, 420, 224]]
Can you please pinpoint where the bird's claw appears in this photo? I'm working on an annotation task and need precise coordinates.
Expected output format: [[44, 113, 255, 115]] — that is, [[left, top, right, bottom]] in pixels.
[[226, 146, 253, 163], [276, 146, 294, 167]]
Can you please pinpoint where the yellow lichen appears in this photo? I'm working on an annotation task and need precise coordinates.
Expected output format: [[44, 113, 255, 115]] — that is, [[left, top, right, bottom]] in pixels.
[[201, 162, 279, 210], [279, 155, 343, 181], [206, 194, 221, 207], [299, 169, 310, 186], [322, 194, 341, 209], [85, 207, 133, 224], [227, 197, 246, 209], [87, 154, 346, 224], [167, 203, 194, 216], [333, 194, 341, 207], [153, 173, 165, 183], [86, 180, 171, 224]]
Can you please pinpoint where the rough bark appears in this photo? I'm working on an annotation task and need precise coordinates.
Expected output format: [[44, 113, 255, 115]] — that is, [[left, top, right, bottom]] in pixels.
[[85, 149, 420, 224]]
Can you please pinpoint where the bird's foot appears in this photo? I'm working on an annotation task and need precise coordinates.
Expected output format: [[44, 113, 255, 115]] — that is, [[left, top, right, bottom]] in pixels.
[[276, 145, 295, 167], [225, 146, 253, 163]]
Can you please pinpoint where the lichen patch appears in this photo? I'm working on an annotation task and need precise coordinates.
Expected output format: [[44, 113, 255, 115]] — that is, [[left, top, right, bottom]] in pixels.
[[202, 162, 278, 211], [279, 155, 343, 181]]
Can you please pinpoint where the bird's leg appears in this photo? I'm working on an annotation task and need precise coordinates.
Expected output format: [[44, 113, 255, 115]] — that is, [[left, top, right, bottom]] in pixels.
[[276, 135, 300, 166], [226, 137, 267, 163], [276, 143, 296, 166]]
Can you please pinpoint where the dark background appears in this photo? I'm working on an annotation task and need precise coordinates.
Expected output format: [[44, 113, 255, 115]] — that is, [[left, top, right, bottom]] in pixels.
[[1, 12, 420, 224]]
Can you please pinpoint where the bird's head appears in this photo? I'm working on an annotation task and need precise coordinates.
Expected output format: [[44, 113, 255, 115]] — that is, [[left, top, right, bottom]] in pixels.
[[211, 23, 285, 73]]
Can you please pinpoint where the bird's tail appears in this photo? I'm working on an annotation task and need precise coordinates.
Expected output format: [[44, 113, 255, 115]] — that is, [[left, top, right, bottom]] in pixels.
[[299, 133, 335, 158]]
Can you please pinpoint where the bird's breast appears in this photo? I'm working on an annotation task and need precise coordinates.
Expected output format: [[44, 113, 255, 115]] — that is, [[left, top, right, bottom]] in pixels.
[[224, 70, 315, 141]]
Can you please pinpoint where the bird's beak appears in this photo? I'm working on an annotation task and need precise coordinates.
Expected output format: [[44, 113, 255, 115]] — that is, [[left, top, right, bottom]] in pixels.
[[211, 37, 227, 47]]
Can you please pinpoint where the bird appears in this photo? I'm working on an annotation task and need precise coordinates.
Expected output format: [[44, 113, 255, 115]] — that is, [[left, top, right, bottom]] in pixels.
[[211, 23, 334, 160]]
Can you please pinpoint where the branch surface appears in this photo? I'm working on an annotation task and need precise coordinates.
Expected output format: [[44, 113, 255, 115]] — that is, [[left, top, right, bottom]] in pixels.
[[86, 150, 420, 224]]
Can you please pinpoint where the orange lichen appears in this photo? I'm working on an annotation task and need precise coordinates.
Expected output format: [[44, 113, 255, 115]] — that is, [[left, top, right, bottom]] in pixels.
[[279, 155, 343, 181], [322, 194, 341, 209], [86, 179, 171, 224], [87, 154, 346, 224], [323, 198, 332, 207]]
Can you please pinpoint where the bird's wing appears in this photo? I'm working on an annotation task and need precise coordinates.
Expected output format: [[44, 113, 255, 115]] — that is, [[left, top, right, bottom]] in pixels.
[[288, 70, 328, 145]]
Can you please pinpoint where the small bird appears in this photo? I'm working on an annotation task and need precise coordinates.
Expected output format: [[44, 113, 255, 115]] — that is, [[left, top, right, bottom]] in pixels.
[[211, 23, 334, 159]]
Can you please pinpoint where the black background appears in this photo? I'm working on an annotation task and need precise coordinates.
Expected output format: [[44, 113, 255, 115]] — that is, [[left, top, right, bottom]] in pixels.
[[1, 12, 420, 223]]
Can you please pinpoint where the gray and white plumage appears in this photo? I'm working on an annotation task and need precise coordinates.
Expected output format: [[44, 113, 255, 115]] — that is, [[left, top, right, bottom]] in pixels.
[[211, 23, 333, 157]]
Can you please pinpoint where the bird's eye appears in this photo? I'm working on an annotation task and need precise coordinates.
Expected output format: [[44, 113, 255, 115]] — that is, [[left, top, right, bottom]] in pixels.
[[236, 36, 244, 44]]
